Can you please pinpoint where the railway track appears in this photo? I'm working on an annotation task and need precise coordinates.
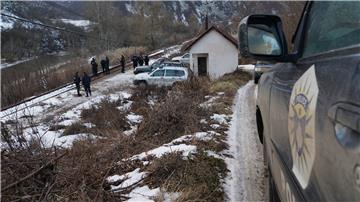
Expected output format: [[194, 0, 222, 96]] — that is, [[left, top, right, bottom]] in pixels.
[[1, 63, 127, 119]]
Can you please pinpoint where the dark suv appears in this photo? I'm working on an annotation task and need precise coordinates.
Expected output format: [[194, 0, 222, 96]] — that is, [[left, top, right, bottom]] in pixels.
[[238, 2, 360, 201]]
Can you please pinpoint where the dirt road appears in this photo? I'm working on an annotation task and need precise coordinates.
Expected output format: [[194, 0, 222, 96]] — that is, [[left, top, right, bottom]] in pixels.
[[225, 82, 266, 202]]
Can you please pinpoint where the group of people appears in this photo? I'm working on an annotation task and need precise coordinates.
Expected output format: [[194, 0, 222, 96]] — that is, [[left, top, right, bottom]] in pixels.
[[73, 72, 91, 97], [90, 56, 110, 76], [74, 54, 149, 97], [132, 55, 149, 69], [74, 55, 127, 97]]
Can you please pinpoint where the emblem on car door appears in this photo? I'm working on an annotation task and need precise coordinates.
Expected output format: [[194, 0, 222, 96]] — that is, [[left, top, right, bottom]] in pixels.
[[288, 65, 318, 189]]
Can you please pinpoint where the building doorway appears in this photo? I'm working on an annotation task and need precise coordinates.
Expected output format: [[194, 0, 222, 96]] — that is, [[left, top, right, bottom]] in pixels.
[[198, 57, 207, 76]]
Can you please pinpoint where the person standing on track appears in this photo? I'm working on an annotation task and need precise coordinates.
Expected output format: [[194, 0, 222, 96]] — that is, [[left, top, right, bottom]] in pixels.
[[144, 55, 149, 66], [105, 56, 110, 74], [132, 55, 138, 69], [101, 58, 106, 74], [138, 55, 144, 66], [120, 55, 126, 73], [73, 72, 81, 96], [82, 72, 91, 97], [91, 57, 98, 76]]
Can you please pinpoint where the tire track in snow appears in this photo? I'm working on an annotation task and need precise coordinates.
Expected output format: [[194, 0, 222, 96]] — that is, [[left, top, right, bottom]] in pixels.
[[225, 81, 265, 202]]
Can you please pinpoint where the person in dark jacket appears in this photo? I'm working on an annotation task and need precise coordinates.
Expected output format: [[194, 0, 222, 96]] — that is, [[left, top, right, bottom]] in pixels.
[[101, 59, 106, 74], [82, 72, 91, 97], [105, 56, 110, 74], [120, 55, 126, 73], [144, 55, 149, 66], [132, 55, 138, 69], [138, 55, 144, 66], [73, 72, 81, 96], [91, 58, 98, 76]]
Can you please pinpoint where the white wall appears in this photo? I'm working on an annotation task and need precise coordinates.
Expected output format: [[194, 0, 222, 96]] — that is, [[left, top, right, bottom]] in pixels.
[[189, 30, 238, 79]]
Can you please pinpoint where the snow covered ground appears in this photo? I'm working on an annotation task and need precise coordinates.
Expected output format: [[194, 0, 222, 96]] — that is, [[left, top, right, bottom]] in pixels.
[[1, 70, 135, 148], [224, 82, 265, 202]]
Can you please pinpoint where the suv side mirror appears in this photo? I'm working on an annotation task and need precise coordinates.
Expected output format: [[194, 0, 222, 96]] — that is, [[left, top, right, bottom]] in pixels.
[[238, 15, 289, 62]]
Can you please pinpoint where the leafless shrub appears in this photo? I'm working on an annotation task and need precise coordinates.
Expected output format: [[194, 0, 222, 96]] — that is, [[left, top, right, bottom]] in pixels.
[[146, 152, 228, 202], [209, 70, 251, 96], [80, 98, 130, 135], [63, 122, 89, 136]]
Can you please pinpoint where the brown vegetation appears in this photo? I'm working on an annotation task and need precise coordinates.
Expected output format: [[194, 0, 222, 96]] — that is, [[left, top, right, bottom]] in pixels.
[[1, 71, 251, 201], [147, 152, 227, 202]]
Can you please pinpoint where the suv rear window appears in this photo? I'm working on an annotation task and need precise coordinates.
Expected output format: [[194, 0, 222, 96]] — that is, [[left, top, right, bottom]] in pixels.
[[303, 2, 360, 57], [176, 70, 185, 77]]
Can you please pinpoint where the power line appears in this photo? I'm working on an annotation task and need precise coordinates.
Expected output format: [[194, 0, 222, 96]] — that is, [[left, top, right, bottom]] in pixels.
[[1, 13, 117, 44]]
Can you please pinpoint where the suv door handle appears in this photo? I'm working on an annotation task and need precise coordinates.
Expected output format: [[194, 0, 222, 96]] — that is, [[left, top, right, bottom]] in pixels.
[[328, 102, 360, 133]]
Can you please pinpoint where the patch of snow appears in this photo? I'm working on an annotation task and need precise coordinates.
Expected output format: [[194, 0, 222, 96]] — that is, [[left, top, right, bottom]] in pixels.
[[125, 3, 137, 14], [194, 132, 213, 141], [59, 19, 92, 28], [210, 124, 221, 129], [127, 114, 143, 124], [127, 185, 160, 202], [168, 135, 193, 145], [238, 64, 255, 73], [58, 119, 77, 126], [129, 144, 197, 161], [109, 168, 147, 191], [181, 14, 188, 25], [200, 119, 208, 124], [83, 122, 95, 128], [22, 124, 95, 148], [149, 49, 165, 57], [107, 174, 122, 183], [54, 133, 96, 148], [148, 59, 156, 66], [163, 192, 181, 202], [117, 101, 132, 111], [42, 97, 62, 106], [206, 150, 223, 159], [123, 125, 138, 136], [211, 114, 230, 125]]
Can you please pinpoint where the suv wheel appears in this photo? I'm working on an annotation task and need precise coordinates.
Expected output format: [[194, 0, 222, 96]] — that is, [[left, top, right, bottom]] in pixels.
[[139, 81, 147, 88]]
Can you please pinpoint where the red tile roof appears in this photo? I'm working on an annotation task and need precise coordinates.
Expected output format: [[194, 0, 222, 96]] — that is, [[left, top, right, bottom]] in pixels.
[[183, 25, 238, 51]]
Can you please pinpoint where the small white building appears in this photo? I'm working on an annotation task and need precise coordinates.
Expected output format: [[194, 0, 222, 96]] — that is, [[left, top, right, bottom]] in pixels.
[[183, 26, 238, 79]]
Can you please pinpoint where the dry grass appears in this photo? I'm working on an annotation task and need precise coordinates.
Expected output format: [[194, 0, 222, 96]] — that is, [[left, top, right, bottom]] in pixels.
[[1, 70, 251, 201], [132, 77, 211, 153], [63, 122, 88, 136], [209, 70, 251, 96], [78, 98, 131, 138], [147, 152, 228, 202]]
